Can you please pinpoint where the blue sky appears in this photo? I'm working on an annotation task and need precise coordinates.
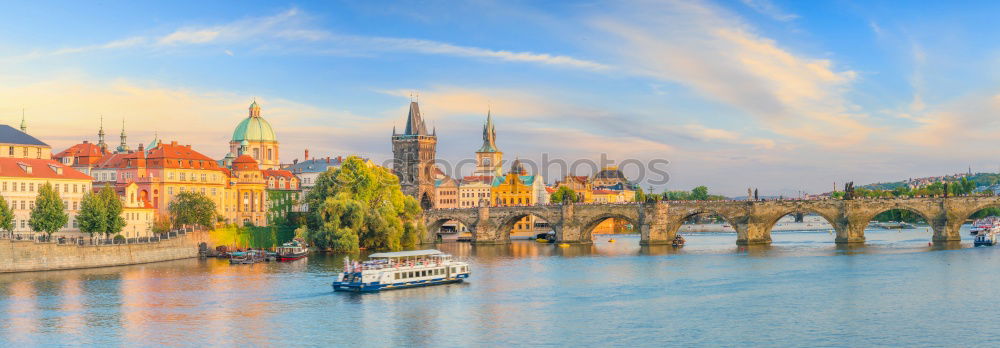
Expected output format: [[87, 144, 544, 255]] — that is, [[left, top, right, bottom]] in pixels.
[[2, 0, 1000, 196]]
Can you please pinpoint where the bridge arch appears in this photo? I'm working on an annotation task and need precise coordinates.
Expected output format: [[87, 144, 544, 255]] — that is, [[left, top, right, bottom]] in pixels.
[[580, 212, 640, 241], [763, 206, 841, 241], [665, 207, 745, 244], [853, 205, 936, 239], [494, 211, 559, 242], [424, 213, 477, 242]]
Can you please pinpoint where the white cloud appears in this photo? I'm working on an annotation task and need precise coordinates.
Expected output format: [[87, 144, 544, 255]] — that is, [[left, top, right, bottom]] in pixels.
[[593, 0, 872, 148], [32, 7, 607, 71], [739, 0, 798, 22]]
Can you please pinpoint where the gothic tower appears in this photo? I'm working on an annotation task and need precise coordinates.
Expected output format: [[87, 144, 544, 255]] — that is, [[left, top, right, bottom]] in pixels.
[[392, 101, 437, 209], [116, 119, 130, 154], [97, 116, 108, 153], [474, 109, 503, 177]]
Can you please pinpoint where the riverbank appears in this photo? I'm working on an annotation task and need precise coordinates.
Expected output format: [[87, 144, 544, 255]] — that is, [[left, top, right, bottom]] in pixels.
[[0, 231, 206, 273]]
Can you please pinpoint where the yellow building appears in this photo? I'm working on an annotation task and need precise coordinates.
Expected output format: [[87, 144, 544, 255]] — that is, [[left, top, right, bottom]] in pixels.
[[117, 182, 156, 238], [555, 175, 593, 202], [227, 154, 268, 226], [491, 160, 545, 237], [0, 124, 93, 237]]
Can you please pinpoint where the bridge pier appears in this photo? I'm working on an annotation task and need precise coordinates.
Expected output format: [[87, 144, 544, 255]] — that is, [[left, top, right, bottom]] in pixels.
[[735, 221, 772, 245], [934, 218, 962, 243], [640, 202, 671, 245]]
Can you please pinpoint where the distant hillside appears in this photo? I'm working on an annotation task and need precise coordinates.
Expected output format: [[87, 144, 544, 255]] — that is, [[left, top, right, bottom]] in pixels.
[[863, 172, 1000, 190]]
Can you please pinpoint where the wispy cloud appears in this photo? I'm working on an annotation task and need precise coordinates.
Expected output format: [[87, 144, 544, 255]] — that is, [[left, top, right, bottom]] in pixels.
[[739, 0, 799, 21], [34, 7, 607, 71], [593, 0, 872, 147]]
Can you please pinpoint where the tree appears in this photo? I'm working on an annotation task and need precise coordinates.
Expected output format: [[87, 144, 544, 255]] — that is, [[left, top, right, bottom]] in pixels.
[[0, 196, 13, 236], [691, 186, 709, 201], [549, 186, 578, 204], [77, 192, 107, 238], [634, 187, 645, 202], [152, 214, 171, 234], [98, 185, 126, 238], [29, 182, 68, 239], [168, 191, 217, 229], [304, 156, 424, 252]]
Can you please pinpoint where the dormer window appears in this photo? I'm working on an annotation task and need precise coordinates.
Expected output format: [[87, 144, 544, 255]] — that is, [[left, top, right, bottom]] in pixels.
[[48, 164, 62, 175], [17, 162, 31, 174]]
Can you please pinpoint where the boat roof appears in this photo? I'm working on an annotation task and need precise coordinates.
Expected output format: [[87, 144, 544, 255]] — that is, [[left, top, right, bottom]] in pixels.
[[368, 250, 443, 258]]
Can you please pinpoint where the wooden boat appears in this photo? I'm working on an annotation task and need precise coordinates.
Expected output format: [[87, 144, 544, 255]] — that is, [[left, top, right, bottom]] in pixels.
[[229, 250, 266, 264], [276, 241, 309, 261], [672, 235, 686, 247]]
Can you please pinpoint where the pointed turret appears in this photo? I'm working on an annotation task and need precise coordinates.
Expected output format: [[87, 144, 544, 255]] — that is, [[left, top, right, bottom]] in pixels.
[[403, 101, 430, 136], [477, 109, 500, 153], [97, 116, 107, 152], [116, 119, 130, 153]]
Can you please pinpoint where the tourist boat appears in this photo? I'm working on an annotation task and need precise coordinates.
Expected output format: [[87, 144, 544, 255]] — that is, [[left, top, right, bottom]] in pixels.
[[672, 235, 686, 247], [969, 217, 1000, 235], [974, 227, 998, 247], [275, 240, 309, 261], [229, 250, 266, 264], [332, 250, 470, 292]]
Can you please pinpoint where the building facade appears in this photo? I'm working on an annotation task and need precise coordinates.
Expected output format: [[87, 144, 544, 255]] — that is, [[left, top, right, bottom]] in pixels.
[[0, 125, 93, 237]]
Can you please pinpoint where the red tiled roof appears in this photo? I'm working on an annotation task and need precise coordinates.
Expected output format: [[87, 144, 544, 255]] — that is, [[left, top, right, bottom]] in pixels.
[[145, 142, 223, 170], [54, 142, 107, 165], [94, 152, 134, 169], [462, 175, 493, 184], [592, 189, 619, 195], [0, 158, 92, 180], [263, 169, 295, 179], [545, 186, 557, 193]]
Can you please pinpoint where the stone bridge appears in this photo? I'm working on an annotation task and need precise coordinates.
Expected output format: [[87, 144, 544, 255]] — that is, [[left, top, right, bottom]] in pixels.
[[423, 197, 1000, 245]]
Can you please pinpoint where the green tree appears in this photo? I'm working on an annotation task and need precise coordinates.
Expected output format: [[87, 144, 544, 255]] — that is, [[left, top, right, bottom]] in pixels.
[[29, 183, 68, 239], [550, 186, 578, 204], [691, 186, 709, 200], [304, 156, 425, 252], [634, 187, 645, 202], [0, 196, 13, 236], [77, 192, 107, 238], [98, 185, 126, 238], [168, 191, 217, 229]]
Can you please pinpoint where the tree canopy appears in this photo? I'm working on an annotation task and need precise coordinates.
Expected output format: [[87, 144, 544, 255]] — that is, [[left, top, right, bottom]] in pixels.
[[303, 156, 424, 252], [168, 191, 217, 228], [29, 183, 68, 237], [99, 185, 126, 236], [0, 196, 13, 234], [550, 186, 578, 204], [77, 191, 106, 237]]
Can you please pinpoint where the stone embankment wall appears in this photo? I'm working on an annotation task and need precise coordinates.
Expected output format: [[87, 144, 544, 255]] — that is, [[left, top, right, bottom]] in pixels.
[[0, 231, 208, 273]]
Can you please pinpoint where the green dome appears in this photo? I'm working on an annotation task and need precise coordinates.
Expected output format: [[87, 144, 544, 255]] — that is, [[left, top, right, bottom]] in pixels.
[[232, 115, 276, 142]]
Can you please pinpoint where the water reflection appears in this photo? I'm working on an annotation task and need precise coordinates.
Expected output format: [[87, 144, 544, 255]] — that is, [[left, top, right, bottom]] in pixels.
[[0, 226, 994, 346]]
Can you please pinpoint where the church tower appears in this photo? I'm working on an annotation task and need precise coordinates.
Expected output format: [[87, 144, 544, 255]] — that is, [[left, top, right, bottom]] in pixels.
[[115, 119, 130, 154], [474, 109, 503, 177], [392, 101, 437, 209], [97, 116, 108, 153]]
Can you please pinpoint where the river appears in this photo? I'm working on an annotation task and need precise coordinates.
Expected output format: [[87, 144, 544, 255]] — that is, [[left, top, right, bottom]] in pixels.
[[1, 226, 998, 347]]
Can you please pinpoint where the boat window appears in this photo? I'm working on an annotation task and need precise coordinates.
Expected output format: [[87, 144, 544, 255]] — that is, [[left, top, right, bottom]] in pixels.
[[462, 266, 467, 272], [395, 273, 400, 280]]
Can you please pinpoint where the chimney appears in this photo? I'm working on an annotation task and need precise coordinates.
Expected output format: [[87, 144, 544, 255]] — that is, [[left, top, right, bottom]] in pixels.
[[138, 144, 144, 151], [293, 159, 298, 164], [171, 141, 178, 146], [337, 156, 342, 162], [326, 156, 330, 164], [83, 140, 89, 144], [304, 149, 309, 161]]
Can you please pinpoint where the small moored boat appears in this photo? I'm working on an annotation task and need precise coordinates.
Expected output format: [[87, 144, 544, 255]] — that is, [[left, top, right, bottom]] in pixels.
[[672, 235, 686, 247], [276, 240, 309, 261], [333, 250, 470, 292], [229, 250, 266, 264]]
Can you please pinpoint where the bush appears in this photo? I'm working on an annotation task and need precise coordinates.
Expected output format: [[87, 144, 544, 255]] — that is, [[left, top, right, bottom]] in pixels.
[[113, 234, 126, 244]]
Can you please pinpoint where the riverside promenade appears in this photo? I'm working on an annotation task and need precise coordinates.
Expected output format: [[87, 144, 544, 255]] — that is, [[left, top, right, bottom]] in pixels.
[[0, 230, 207, 273]]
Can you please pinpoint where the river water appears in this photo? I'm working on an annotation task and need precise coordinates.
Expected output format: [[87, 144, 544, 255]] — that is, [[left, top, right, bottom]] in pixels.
[[1, 227, 998, 347]]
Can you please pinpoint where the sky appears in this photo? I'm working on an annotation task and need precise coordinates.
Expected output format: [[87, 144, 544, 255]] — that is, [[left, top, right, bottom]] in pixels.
[[2, 0, 1000, 196]]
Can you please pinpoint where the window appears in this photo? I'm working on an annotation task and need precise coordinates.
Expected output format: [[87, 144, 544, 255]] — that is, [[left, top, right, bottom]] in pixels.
[[253, 148, 260, 159], [179, 173, 186, 181], [267, 148, 273, 160], [7, 147, 11, 156], [1, 182, 5, 191], [168, 187, 173, 195], [201, 174, 206, 182], [395, 273, 400, 280], [73, 184, 78, 193]]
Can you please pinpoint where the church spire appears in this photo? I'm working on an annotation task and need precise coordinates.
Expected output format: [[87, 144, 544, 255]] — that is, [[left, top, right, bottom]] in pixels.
[[477, 108, 499, 153], [403, 101, 430, 136], [116, 119, 130, 153], [19, 109, 26, 133], [97, 115, 107, 152]]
